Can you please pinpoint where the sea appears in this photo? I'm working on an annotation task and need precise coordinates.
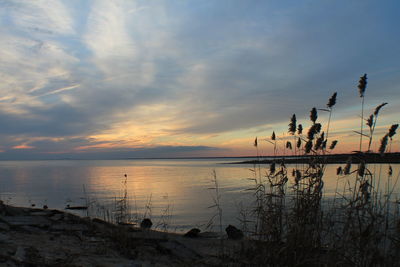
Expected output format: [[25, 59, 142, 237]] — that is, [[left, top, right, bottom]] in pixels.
[[0, 158, 398, 232]]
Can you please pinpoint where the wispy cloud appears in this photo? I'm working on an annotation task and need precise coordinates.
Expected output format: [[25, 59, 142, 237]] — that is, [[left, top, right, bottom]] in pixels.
[[6, 0, 75, 35], [38, 84, 80, 97], [84, 0, 136, 62]]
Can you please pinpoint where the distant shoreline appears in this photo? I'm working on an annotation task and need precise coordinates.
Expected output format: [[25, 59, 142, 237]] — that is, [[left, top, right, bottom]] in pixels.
[[0, 153, 399, 162], [227, 152, 400, 164]]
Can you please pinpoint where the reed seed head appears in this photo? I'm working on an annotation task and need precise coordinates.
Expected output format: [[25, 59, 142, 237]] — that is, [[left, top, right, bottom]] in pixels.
[[343, 157, 352, 175], [327, 92, 337, 108], [307, 123, 322, 140], [336, 166, 343, 175], [388, 124, 399, 138], [271, 131, 276, 141], [379, 134, 389, 155], [270, 162, 276, 174], [374, 102, 388, 116], [310, 107, 318, 123], [314, 132, 325, 150], [307, 128, 315, 140], [322, 140, 327, 149], [286, 141, 292, 150], [358, 73, 367, 98], [297, 124, 303, 135], [305, 140, 312, 153], [329, 140, 338, 150], [315, 123, 322, 132], [360, 181, 370, 201], [366, 114, 374, 128], [388, 165, 393, 177], [254, 137, 258, 147], [288, 114, 297, 135], [296, 137, 302, 148]]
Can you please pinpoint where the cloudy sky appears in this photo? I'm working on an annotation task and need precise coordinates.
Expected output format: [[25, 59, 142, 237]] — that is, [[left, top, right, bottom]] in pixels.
[[0, 0, 399, 159]]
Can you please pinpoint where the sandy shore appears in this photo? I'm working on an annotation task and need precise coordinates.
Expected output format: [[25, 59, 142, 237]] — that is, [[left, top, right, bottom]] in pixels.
[[0, 201, 246, 266]]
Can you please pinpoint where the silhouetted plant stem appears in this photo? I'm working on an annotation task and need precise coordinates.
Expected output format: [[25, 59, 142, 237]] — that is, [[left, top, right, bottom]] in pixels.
[[358, 74, 367, 152], [360, 96, 365, 152], [326, 109, 332, 141], [367, 116, 377, 152], [368, 103, 388, 152], [211, 170, 223, 238]]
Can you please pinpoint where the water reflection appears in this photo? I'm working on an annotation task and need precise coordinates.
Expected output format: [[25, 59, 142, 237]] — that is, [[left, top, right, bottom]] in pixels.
[[0, 160, 398, 231]]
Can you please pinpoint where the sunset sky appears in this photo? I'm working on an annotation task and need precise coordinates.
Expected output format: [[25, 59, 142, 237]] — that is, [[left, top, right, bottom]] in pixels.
[[0, 0, 399, 159]]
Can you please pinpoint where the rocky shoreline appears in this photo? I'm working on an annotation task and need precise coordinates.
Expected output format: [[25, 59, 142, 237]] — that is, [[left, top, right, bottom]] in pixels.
[[0, 201, 245, 266]]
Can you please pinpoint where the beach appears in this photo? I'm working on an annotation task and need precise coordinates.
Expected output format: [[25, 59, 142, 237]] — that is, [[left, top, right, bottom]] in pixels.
[[0, 201, 246, 266]]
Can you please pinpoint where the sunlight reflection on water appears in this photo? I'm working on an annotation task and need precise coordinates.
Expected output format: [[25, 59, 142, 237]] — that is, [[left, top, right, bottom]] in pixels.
[[0, 159, 398, 232]]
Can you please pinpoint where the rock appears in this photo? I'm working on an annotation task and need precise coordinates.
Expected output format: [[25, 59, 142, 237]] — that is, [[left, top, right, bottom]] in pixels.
[[63, 213, 84, 223], [24, 246, 43, 264], [19, 225, 47, 234], [0, 222, 10, 231], [91, 218, 117, 234], [198, 231, 220, 238], [140, 218, 153, 229], [50, 223, 89, 232], [1, 205, 29, 216], [0, 216, 51, 228], [30, 211, 52, 216], [14, 246, 43, 265], [184, 228, 201, 238], [225, 225, 243, 240], [159, 240, 202, 260], [0, 233, 9, 242], [0, 242, 17, 256], [50, 213, 64, 221], [0, 200, 4, 213], [13, 246, 26, 262]]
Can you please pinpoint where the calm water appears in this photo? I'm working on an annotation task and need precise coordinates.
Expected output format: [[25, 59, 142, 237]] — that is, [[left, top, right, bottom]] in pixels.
[[0, 159, 398, 232]]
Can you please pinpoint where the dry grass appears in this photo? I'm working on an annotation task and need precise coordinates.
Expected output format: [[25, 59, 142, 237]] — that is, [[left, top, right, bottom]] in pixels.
[[230, 74, 400, 266]]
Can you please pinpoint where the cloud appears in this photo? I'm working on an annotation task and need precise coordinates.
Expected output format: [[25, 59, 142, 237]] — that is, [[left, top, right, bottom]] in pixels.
[[12, 144, 35, 150], [38, 84, 80, 97], [84, 0, 136, 59], [0, 0, 399, 158], [6, 0, 75, 35]]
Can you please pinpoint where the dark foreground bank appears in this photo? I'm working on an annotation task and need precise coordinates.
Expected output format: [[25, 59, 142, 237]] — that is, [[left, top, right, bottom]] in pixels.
[[0, 202, 246, 266]]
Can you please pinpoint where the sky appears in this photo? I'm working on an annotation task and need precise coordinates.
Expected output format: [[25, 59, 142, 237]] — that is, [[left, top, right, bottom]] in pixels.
[[0, 0, 399, 159]]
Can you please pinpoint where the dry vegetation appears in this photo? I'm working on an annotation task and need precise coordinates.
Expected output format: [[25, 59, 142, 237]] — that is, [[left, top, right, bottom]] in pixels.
[[224, 74, 400, 266]]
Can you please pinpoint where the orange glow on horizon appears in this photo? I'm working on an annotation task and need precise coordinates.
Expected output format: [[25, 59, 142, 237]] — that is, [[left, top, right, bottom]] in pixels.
[[12, 144, 35, 150]]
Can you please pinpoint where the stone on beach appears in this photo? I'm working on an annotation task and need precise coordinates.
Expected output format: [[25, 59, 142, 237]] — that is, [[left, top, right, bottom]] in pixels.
[[225, 224, 244, 240], [140, 218, 153, 229], [184, 228, 201, 238]]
